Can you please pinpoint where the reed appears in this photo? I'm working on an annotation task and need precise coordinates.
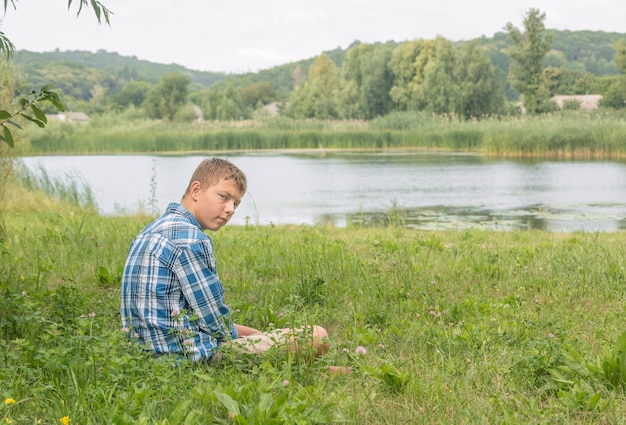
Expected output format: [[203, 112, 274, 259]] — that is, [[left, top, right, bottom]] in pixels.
[[22, 110, 626, 158]]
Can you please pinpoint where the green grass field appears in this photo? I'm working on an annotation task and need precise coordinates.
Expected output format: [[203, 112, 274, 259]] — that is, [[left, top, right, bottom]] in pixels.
[[2, 176, 626, 424]]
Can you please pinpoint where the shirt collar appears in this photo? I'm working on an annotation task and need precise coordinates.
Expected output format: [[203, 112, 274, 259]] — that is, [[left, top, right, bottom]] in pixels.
[[165, 202, 202, 230]]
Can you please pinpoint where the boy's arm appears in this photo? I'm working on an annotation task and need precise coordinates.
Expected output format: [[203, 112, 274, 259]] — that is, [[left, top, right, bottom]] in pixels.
[[176, 240, 237, 340], [234, 324, 261, 336]]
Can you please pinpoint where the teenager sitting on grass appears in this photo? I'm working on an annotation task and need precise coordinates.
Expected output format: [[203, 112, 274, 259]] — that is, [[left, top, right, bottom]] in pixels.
[[120, 158, 330, 363]]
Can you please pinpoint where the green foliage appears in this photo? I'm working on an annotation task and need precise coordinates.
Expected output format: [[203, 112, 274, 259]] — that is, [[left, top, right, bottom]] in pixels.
[[199, 82, 251, 121], [0, 85, 64, 147], [505, 8, 553, 114], [6, 28, 626, 122], [456, 41, 506, 117], [18, 109, 626, 159], [143, 71, 191, 121], [335, 43, 395, 119], [18, 164, 96, 210], [285, 53, 340, 119], [111, 80, 153, 109], [600, 76, 626, 108], [615, 39, 626, 74]]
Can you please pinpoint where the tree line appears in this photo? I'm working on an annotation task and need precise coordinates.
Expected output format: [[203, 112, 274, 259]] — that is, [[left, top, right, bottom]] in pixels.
[[5, 8, 626, 126]]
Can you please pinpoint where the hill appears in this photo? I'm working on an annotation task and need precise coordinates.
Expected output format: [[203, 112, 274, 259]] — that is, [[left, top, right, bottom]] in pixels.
[[9, 29, 626, 108]]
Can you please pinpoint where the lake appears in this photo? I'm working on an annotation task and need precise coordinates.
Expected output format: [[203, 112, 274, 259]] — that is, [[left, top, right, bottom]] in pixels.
[[19, 152, 626, 232]]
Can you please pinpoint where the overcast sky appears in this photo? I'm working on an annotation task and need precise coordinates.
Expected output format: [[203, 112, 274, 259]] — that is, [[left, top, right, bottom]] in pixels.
[[1, 1, 625, 74]]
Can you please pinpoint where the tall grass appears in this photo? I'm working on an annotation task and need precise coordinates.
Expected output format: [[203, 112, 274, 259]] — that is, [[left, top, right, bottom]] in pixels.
[[16, 163, 97, 210], [23, 110, 626, 158], [2, 181, 626, 423]]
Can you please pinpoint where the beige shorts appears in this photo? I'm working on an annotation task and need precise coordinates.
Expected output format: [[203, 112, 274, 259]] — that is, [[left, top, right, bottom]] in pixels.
[[232, 330, 287, 354], [223, 330, 288, 356]]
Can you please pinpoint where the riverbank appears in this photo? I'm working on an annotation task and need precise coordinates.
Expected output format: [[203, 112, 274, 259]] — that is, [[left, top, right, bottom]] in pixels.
[[2, 188, 626, 423], [20, 109, 626, 159]]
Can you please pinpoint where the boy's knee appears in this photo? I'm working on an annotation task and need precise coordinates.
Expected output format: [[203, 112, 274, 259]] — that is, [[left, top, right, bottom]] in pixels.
[[312, 325, 330, 355], [312, 325, 328, 339]]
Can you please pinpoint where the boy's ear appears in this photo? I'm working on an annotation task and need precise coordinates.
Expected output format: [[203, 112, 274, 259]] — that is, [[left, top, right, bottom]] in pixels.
[[189, 181, 202, 200]]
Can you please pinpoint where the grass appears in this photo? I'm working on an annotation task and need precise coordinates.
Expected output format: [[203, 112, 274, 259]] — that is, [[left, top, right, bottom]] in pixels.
[[21, 109, 626, 159], [2, 173, 626, 424]]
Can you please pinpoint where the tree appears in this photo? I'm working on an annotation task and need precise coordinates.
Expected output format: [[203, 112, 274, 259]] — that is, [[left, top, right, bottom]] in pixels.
[[456, 41, 506, 118], [421, 39, 461, 115], [286, 53, 339, 119], [388, 38, 445, 111], [112, 80, 153, 109], [197, 83, 249, 121], [0, 0, 111, 147], [238, 81, 277, 109], [599, 39, 626, 109], [143, 72, 191, 121], [614, 39, 626, 74], [505, 8, 553, 114], [337, 43, 394, 119]]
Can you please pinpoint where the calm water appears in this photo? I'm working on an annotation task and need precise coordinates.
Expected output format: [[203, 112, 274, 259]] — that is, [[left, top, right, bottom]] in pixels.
[[19, 153, 626, 232]]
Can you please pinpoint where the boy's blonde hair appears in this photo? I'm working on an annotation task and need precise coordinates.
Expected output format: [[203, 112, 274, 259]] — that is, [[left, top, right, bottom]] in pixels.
[[183, 158, 247, 198]]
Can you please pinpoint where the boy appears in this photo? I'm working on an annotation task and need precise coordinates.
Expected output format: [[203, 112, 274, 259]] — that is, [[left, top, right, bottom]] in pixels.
[[120, 158, 329, 362]]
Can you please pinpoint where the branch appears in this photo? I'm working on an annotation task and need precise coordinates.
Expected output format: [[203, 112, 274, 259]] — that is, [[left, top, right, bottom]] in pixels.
[[0, 86, 65, 147]]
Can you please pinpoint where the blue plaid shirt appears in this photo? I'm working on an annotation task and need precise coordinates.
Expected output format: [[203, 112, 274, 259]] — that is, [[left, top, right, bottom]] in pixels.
[[120, 202, 238, 361]]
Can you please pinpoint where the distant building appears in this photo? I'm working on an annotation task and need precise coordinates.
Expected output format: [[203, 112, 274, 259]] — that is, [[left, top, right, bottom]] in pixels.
[[551, 95, 603, 110], [46, 112, 90, 123]]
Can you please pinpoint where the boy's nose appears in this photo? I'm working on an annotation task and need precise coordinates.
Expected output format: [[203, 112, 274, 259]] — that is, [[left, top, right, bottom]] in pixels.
[[225, 200, 236, 214]]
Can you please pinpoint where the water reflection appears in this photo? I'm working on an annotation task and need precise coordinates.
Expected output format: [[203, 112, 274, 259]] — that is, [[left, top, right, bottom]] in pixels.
[[340, 204, 625, 231]]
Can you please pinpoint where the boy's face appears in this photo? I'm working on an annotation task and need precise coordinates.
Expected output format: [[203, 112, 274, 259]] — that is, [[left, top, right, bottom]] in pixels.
[[189, 179, 242, 231]]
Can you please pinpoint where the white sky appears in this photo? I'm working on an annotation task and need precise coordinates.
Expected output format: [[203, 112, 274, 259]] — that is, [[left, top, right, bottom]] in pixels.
[[1, 1, 625, 74]]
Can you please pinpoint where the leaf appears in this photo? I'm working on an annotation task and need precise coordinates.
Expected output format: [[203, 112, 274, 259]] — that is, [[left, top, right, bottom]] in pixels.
[[2, 125, 14, 147], [6, 119, 23, 130], [20, 114, 46, 128], [587, 393, 602, 410], [0, 109, 11, 120], [30, 104, 48, 124], [214, 392, 241, 416]]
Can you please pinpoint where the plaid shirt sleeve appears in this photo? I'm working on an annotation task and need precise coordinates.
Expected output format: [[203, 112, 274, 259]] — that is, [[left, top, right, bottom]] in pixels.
[[121, 203, 238, 362]]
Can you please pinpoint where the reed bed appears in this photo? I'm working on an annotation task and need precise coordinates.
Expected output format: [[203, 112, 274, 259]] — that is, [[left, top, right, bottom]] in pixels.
[[23, 110, 626, 159]]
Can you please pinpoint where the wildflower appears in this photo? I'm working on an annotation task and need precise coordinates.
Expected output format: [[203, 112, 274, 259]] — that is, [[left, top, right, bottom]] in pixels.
[[378, 343, 385, 350], [548, 333, 555, 339], [59, 416, 71, 425], [355, 345, 367, 355], [6, 418, 13, 424], [4, 398, 16, 405], [89, 312, 96, 318], [120, 327, 129, 333], [282, 379, 290, 387], [21, 291, 27, 296], [183, 339, 193, 346], [171, 310, 179, 317]]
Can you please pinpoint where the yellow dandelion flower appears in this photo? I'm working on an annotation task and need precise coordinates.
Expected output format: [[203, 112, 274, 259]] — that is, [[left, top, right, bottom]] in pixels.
[[59, 416, 71, 425], [5, 418, 13, 424], [4, 398, 16, 405]]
